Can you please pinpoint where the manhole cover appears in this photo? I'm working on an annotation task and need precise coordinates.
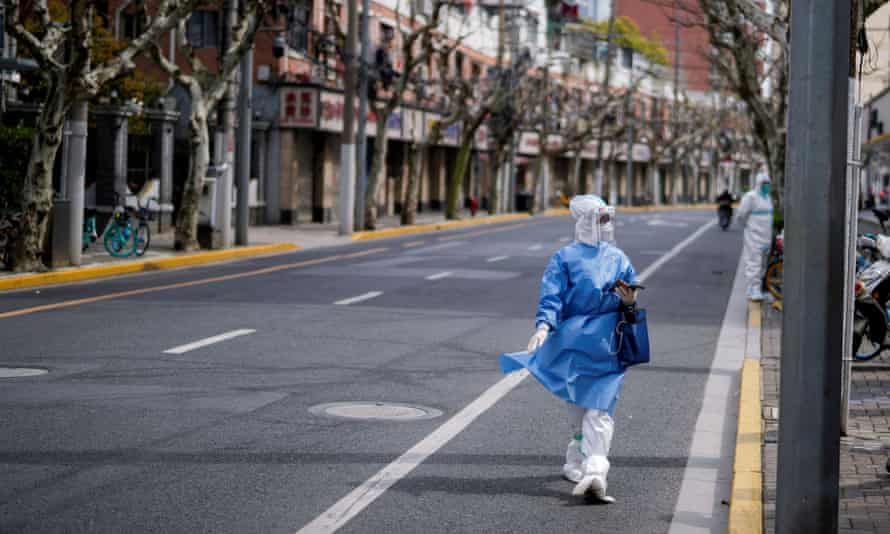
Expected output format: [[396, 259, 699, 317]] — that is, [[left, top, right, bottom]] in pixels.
[[0, 367, 47, 378], [309, 402, 443, 421]]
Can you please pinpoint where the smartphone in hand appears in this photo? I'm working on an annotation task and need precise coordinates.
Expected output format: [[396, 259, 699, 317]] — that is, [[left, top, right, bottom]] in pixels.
[[613, 279, 645, 291]]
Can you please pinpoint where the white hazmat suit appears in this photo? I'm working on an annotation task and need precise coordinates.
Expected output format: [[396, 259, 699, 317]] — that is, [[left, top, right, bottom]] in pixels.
[[737, 173, 774, 301]]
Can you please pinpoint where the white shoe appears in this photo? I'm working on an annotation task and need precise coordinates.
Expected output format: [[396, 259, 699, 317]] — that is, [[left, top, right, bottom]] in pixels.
[[572, 474, 606, 497]]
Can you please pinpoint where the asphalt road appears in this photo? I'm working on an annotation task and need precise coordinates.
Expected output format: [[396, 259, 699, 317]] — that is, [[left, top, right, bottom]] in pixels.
[[0, 209, 743, 534]]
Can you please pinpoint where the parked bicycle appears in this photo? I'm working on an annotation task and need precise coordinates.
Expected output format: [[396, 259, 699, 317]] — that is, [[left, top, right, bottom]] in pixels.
[[83, 194, 155, 258], [763, 231, 783, 301]]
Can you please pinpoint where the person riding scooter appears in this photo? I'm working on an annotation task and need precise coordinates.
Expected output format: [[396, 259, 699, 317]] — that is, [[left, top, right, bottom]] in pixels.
[[717, 190, 734, 231]]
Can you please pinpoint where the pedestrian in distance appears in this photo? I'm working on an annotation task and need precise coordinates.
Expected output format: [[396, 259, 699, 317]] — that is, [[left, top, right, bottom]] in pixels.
[[736, 169, 774, 301], [500, 195, 645, 503]]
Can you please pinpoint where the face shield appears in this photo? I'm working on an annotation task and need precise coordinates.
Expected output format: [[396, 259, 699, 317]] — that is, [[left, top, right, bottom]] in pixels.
[[570, 195, 615, 245]]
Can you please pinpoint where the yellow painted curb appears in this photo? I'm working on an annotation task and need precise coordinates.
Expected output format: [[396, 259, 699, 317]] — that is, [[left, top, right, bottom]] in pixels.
[[351, 213, 530, 241], [728, 357, 763, 534], [748, 301, 762, 329], [0, 243, 300, 292], [542, 208, 570, 216]]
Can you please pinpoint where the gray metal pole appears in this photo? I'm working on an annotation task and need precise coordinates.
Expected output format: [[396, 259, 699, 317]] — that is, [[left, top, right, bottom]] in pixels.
[[236, 46, 253, 246], [217, 0, 238, 248], [594, 0, 616, 199], [61, 100, 87, 266], [339, 0, 358, 235], [625, 97, 633, 206], [776, 0, 850, 529], [355, 0, 370, 230], [670, 0, 680, 203]]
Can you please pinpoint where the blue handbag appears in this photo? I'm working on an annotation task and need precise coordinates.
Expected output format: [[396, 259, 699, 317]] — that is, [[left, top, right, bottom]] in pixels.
[[610, 309, 650, 367]]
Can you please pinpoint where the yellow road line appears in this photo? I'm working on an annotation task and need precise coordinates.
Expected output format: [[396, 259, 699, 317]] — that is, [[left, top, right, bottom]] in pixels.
[[351, 213, 530, 241], [438, 222, 533, 241], [0, 243, 300, 292], [0, 248, 387, 320], [728, 357, 763, 534]]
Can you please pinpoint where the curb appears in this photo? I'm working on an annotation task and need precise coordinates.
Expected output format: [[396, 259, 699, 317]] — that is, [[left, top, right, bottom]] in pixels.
[[0, 243, 300, 292], [350, 213, 530, 241], [728, 302, 764, 534]]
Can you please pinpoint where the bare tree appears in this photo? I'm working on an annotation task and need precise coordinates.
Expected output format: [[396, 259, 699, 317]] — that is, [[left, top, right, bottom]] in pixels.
[[152, 1, 272, 250], [3, 0, 199, 271], [326, 0, 461, 229], [663, 0, 788, 204]]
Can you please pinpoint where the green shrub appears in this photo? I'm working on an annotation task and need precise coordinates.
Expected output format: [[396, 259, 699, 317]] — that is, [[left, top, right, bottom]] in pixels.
[[0, 126, 33, 216]]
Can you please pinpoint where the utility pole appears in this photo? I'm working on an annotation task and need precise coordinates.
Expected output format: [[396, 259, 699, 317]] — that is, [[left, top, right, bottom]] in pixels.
[[235, 46, 253, 246], [776, 0, 851, 530], [218, 0, 238, 248], [340, 0, 358, 235], [594, 0, 616, 201], [355, 0, 371, 230], [624, 92, 633, 205], [670, 0, 681, 204]]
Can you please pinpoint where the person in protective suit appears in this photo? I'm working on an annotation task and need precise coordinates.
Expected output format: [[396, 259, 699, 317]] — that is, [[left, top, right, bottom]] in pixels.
[[500, 195, 638, 502], [737, 171, 774, 301]]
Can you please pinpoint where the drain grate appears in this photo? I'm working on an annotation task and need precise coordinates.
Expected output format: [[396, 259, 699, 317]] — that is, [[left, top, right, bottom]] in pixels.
[[309, 401, 443, 421], [0, 367, 48, 378]]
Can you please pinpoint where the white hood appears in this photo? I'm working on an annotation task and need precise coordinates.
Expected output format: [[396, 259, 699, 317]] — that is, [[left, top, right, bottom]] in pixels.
[[570, 195, 615, 245]]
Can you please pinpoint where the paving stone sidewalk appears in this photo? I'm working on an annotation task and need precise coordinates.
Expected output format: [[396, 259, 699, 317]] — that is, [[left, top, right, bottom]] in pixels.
[[761, 304, 890, 533]]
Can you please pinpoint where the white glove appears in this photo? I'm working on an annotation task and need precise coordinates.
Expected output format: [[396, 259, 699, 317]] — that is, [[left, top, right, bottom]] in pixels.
[[527, 324, 550, 352]]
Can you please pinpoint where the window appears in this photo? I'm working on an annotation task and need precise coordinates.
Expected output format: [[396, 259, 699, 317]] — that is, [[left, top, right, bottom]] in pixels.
[[286, 0, 311, 53], [186, 10, 219, 48], [621, 47, 633, 69], [121, 11, 145, 39]]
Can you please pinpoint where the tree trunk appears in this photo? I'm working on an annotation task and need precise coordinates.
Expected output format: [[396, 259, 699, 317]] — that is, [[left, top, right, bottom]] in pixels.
[[569, 152, 583, 196], [446, 132, 474, 220], [401, 142, 420, 225], [364, 103, 394, 230], [648, 164, 660, 205], [176, 102, 210, 251], [11, 74, 69, 272], [488, 148, 504, 215]]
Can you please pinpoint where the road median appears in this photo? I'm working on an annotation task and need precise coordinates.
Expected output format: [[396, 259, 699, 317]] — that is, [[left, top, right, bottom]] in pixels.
[[0, 243, 299, 292]]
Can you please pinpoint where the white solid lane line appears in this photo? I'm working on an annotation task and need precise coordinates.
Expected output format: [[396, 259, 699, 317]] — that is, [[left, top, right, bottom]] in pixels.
[[528, 244, 543, 251], [334, 291, 383, 306], [425, 271, 453, 280], [294, 218, 717, 534], [637, 220, 715, 282], [294, 369, 530, 534], [559, 237, 571, 243], [163, 329, 256, 355], [486, 255, 509, 263]]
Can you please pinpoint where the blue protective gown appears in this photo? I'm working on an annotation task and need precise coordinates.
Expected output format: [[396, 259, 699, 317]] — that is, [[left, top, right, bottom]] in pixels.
[[500, 241, 637, 416]]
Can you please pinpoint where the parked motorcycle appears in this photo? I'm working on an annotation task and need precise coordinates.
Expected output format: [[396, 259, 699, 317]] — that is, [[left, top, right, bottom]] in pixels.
[[853, 255, 890, 361]]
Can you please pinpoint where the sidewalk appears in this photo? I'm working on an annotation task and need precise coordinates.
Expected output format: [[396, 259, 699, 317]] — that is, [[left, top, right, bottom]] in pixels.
[[760, 304, 890, 533]]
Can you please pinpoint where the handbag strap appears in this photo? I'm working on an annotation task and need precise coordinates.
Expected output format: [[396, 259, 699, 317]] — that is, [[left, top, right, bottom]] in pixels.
[[609, 320, 627, 356]]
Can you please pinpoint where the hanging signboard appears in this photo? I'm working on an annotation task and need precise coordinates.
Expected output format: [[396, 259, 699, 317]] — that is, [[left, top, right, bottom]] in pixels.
[[280, 87, 318, 128]]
